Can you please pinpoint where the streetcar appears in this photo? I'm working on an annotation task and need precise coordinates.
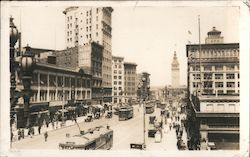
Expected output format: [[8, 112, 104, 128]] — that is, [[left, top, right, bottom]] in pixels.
[[59, 126, 113, 150], [118, 106, 134, 121], [145, 103, 155, 114], [92, 104, 104, 119]]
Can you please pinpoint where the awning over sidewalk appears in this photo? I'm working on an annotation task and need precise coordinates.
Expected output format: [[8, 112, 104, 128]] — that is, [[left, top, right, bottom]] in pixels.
[[30, 110, 49, 115], [67, 107, 76, 111], [92, 104, 104, 109], [58, 109, 68, 113], [49, 101, 65, 107]]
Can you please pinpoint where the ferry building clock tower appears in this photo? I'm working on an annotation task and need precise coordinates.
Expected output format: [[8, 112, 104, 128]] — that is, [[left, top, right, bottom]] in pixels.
[[171, 51, 180, 88]]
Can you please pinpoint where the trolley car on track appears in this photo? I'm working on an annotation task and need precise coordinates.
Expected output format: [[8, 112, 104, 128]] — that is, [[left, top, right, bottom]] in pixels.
[[59, 126, 113, 150]]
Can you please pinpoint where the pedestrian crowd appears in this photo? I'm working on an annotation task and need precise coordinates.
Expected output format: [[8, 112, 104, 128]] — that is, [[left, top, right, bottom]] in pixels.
[[163, 107, 188, 150]]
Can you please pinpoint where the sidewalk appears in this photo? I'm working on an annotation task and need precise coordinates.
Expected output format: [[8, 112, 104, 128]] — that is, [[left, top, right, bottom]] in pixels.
[[12, 116, 86, 142], [146, 116, 188, 150]]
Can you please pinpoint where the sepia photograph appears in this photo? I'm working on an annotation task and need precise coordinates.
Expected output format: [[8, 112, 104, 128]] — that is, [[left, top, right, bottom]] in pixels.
[[0, 1, 249, 157]]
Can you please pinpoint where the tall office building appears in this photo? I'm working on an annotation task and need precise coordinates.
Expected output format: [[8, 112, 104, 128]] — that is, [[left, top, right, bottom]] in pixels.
[[124, 62, 137, 103], [112, 56, 125, 104], [186, 27, 239, 150], [63, 7, 113, 102], [171, 51, 180, 88]]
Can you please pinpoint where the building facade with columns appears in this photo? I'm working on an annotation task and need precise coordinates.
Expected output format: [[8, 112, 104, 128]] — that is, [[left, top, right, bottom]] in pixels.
[[186, 27, 239, 150], [15, 62, 92, 128]]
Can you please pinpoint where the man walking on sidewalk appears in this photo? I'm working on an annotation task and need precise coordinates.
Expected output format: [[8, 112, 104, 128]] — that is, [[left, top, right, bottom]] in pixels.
[[44, 131, 48, 142]]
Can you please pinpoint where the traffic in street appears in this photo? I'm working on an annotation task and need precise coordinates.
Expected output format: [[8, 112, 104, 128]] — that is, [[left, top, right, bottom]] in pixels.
[[12, 98, 188, 151]]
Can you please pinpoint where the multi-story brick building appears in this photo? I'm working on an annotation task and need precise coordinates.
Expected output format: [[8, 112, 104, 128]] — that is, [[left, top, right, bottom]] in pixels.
[[124, 62, 137, 103], [63, 7, 113, 101], [16, 60, 92, 128], [186, 27, 240, 150], [112, 56, 125, 104], [54, 42, 104, 104]]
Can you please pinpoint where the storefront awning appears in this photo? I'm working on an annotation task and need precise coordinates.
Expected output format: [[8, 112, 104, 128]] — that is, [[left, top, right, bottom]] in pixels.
[[67, 107, 76, 110], [49, 101, 65, 107], [92, 104, 104, 109], [30, 110, 49, 115], [58, 109, 68, 113]]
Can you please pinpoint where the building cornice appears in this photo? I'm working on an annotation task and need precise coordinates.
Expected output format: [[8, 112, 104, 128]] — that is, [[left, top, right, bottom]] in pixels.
[[36, 63, 92, 78]]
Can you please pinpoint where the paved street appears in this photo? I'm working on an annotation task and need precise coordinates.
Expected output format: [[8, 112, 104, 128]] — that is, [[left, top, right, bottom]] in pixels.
[[12, 102, 188, 150]]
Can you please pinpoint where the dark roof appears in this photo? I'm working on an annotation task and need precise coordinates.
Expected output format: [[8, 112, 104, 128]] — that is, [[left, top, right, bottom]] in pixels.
[[207, 27, 221, 35], [35, 63, 91, 78], [124, 62, 137, 66], [26, 47, 54, 55]]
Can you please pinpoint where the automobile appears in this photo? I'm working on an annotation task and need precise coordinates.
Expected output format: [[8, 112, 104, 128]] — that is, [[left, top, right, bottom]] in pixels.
[[148, 127, 157, 138], [130, 143, 146, 150], [106, 111, 113, 118], [207, 142, 216, 150], [85, 113, 93, 122], [95, 112, 101, 119]]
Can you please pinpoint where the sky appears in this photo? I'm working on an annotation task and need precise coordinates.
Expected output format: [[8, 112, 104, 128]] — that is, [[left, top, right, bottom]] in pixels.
[[10, 4, 240, 87]]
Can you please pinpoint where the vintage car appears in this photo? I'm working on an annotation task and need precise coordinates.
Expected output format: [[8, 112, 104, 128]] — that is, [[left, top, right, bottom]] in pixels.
[[95, 112, 101, 119], [105, 111, 113, 118], [85, 113, 93, 122]]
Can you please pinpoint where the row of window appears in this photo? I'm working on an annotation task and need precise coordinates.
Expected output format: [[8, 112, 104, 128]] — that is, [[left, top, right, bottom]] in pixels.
[[113, 59, 122, 63], [114, 81, 122, 85], [113, 92, 123, 96], [114, 64, 123, 69], [125, 71, 136, 75], [30, 90, 91, 102], [113, 86, 122, 90], [86, 8, 99, 16], [34, 74, 91, 88], [192, 82, 239, 88], [113, 76, 122, 79], [189, 49, 239, 58], [207, 39, 222, 44], [191, 65, 238, 71], [113, 98, 123, 103], [103, 64, 112, 72], [193, 73, 239, 80], [192, 88, 239, 95], [205, 103, 237, 112], [124, 82, 136, 86], [124, 77, 136, 81], [67, 9, 99, 21], [114, 70, 122, 74]]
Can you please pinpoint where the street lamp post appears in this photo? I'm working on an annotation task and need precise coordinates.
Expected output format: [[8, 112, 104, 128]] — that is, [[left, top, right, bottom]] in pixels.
[[137, 76, 150, 149], [100, 88, 104, 105], [10, 16, 19, 144], [61, 83, 65, 126], [20, 45, 35, 128]]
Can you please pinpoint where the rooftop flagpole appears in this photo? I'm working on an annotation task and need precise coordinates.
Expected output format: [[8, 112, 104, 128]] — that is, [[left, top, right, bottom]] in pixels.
[[198, 15, 202, 95]]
